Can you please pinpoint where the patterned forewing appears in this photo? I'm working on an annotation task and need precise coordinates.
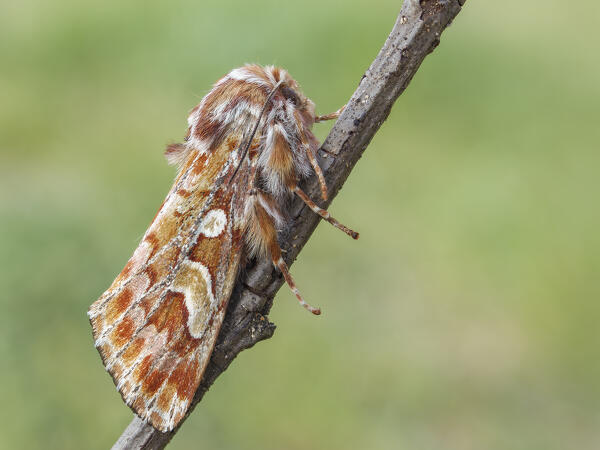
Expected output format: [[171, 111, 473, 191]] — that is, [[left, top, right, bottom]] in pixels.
[[88, 133, 249, 431]]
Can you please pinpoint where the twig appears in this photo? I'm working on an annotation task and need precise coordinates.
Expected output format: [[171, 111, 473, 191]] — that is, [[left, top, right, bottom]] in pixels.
[[111, 1, 466, 448]]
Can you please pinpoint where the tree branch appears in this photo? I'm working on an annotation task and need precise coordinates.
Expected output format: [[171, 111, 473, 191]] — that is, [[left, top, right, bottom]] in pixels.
[[111, 1, 466, 448]]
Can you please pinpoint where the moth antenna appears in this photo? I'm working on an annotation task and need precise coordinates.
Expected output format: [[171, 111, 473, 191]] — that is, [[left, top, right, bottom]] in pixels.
[[305, 145, 328, 201], [274, 256, 321, 315], [293, 186, 359, 240], [229, 80, 284, 184]]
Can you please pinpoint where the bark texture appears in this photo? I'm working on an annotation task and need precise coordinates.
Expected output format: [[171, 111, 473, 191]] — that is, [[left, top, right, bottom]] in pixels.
[[112, 1, 466, 448]]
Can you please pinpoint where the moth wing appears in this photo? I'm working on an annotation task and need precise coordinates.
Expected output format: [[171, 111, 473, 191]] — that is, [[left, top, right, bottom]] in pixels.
[[88, 137, 247, 431]]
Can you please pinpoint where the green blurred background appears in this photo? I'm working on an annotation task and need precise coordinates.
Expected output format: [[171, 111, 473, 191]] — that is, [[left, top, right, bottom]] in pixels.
[[2, 1, 599, 449]]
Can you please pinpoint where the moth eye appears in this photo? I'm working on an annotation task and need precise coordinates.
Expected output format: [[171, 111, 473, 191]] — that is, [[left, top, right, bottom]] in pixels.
[[281, 86, 300, 106]]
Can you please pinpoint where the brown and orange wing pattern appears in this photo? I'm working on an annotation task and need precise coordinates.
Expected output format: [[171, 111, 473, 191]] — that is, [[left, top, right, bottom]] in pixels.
[[88, 133, 250, 431], [88, 64, 357, 432]]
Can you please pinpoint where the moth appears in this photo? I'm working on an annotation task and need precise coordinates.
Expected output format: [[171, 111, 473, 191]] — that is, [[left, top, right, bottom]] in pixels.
[[88, 64, 358, 432]]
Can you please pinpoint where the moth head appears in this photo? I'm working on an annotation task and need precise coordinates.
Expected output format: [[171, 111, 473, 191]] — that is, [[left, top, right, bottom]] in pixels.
[[262, 66, 316, 126]]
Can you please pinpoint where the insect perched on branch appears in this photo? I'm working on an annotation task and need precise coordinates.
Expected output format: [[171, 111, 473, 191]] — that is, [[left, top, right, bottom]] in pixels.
[[88, 64, 358, 432]]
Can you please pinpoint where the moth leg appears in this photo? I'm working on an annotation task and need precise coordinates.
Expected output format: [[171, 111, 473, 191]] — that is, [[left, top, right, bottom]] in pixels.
[[273, 248, 321, 316], [252, 197, 321, 315], [315, 105, 345, 123], [292, 186, 359, 240], [305, 145, 328, 201]]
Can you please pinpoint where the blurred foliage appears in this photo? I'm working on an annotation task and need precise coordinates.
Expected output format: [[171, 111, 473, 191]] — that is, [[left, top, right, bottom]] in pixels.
[[1, 1, 599, 449]]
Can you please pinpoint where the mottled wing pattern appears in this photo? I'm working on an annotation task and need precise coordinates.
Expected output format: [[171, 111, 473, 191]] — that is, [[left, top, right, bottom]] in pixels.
[[88, 132, 250, 431], [87, 63, 354, 432]]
